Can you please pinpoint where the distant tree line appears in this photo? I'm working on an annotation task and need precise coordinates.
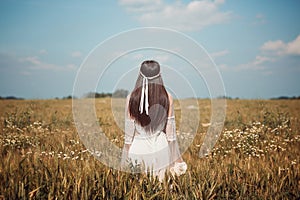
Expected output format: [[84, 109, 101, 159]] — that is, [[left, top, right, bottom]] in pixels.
[[83, 89, 129, 99], [0, 96, 24, 100], [218, 95, 300, 100], [217, 96, 239, 100], [270, 96, 300, 100], [112, 89, 129, 98], [84, 92, 112, 98], [1, 93, 300, 100]]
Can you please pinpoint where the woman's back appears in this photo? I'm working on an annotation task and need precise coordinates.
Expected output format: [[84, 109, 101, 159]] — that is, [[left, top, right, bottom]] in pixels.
[[122, 60, 186, 181]]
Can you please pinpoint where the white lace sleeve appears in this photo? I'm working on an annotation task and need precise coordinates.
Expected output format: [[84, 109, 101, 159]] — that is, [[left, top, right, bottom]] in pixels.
[[121, 94, 135, 168], [124, 95, 135, 144], [125, 119, 135, 144], [166, 116, 176, 141], [166, 94, 184, 165]]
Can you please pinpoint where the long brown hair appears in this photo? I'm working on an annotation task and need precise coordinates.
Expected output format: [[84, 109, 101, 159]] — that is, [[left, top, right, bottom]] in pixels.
[[129, 60, 169, 132]]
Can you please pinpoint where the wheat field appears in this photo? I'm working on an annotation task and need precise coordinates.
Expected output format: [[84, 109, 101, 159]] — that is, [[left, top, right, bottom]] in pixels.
[[0, 98, 299, 199]]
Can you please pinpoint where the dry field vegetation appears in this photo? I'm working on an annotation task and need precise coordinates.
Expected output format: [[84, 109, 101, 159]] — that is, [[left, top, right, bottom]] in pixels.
[[0, 98, 299, 199]]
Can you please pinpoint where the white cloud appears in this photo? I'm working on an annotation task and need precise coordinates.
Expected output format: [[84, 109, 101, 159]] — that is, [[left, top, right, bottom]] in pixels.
[[233, 54, 276, 71], [261, 40, 286, 54], [261, 34, 300, 56], [119, 0, 162, 12], [231, 53, 276, 72], [22, 56, 42, 65], [21, 55, 76, 71], [235, 62, 265, 71], [210, 49, 229, 58], [235, 55, 273, 71], [253, 55, 275, 66], [233, 35, 300, 72], [71, 51, 82, 58], [210, 50, 229, 71], [119, 0, 231, 31], [286, 35, 300, 55], [119, 0, 161, 6]]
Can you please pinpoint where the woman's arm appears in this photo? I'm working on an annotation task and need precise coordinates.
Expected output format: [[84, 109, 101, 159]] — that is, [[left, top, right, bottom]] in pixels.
[[166, 93, 184, 163], [124, 94, 135, 145], [121, 94, 135, 165]]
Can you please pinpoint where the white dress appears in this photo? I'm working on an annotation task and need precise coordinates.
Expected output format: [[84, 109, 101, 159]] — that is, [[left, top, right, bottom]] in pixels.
[[122, 94, 185, 181]]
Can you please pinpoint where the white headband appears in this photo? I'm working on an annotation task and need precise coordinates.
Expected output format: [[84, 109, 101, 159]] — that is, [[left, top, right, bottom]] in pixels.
[[139, 72, 161, 115]]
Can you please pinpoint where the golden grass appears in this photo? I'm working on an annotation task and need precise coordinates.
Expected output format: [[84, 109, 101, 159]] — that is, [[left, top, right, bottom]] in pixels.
[[0, 98, 299, 199]]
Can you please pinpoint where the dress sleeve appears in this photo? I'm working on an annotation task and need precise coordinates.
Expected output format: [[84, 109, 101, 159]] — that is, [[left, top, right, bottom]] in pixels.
[[166, 116, 176, 141], [124, 95, 135, 144], [166, 94, 184, 164], [121, 94, 135, 169], [165, 93, 176, 141]]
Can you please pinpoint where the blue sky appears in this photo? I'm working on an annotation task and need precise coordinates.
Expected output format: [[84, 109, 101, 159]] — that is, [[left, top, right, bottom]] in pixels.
[[0, 0, 299, 99]]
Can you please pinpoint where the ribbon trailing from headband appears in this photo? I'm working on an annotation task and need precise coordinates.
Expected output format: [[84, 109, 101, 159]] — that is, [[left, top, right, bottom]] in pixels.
[[139, 72, 161, 115]]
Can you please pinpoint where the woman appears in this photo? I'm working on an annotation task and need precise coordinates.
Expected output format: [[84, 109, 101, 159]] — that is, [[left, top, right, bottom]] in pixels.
[[122, 60, 187, 181]]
